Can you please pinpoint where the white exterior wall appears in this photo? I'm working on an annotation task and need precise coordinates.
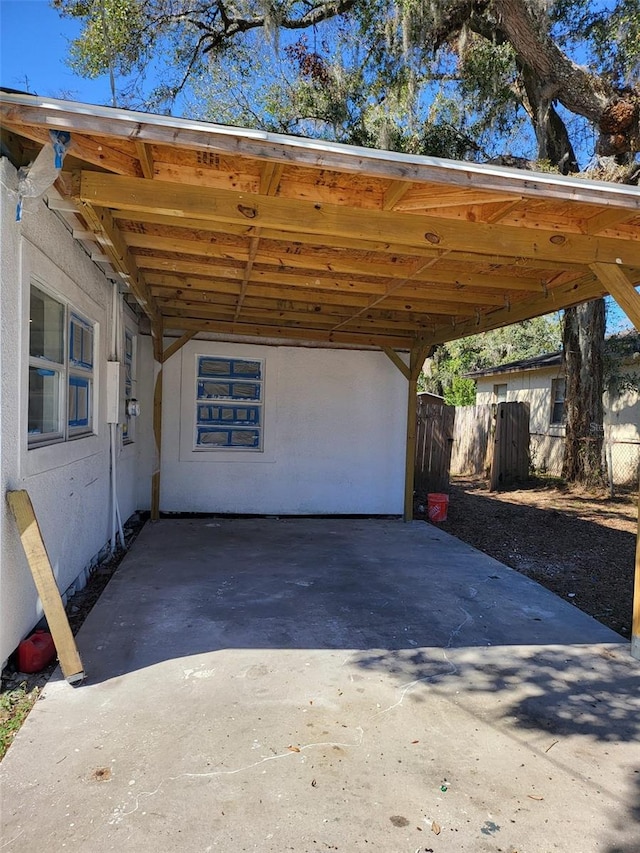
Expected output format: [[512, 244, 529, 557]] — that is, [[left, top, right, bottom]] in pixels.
[[160, 340, 407, 514], [0, 158, 150, 667]]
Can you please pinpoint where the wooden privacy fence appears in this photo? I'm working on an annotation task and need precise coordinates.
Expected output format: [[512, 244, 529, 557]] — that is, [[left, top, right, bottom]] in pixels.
[[450, 405, 493, 477], [419, 401, 531, 493], [414, 398, 455, 493], [489, 401, 531, 490]]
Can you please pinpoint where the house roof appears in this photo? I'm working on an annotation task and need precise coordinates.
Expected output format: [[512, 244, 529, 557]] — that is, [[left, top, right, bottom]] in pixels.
[[2, 91, 639, 356], [466, 351, 563, 378]]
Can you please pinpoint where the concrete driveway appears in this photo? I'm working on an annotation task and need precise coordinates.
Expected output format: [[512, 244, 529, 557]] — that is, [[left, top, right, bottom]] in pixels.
[[1, 518, 638, 852]]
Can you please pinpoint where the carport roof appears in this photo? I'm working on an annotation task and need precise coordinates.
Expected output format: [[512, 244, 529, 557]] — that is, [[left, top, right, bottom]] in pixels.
[[2, 91, 639, 355]]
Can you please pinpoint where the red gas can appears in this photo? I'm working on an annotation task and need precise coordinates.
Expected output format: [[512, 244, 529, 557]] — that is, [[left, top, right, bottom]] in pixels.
[[17, 630, 56, 673]]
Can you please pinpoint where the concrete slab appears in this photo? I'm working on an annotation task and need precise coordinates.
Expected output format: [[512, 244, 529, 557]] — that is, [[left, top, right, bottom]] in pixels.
[[1, 518, 638, 853]]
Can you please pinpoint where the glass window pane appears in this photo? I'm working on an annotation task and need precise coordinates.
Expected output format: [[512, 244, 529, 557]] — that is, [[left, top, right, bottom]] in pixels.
[[68, 375, 91, 429], [69, 315, 93, 369], [30, 287, 64, 363], [28, 366, 61, 437]]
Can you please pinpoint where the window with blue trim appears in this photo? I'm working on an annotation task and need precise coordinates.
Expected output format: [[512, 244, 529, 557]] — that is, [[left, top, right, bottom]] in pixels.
[[195, 356, 263, 450], [29, 283, 95, 446]]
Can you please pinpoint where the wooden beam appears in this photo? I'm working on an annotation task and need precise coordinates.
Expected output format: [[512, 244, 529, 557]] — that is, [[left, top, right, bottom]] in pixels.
[[135, 141, 155, 180], [77, 172, 640, 267], [71, 198, 162, 328], [164, 316, 414, 349], [146, 274, 506, 311], [161, 302, 435, 333], [156, 293, 469, 325], [6, 491, 84, 684], [113, 208, 583, 271], [162, 331, 196, 363], [590, 263, 640, 330], [383, 347, 410, 380], [128, 236, 548, 293]]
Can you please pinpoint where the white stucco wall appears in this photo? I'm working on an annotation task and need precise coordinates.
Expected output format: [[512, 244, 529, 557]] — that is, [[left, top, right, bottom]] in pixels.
[[0, 158, 150, 667], [160, 340, 407, 514]]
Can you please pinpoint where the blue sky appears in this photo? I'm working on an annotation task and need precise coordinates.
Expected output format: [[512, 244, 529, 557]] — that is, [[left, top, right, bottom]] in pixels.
[[0, 0, 113, 103]]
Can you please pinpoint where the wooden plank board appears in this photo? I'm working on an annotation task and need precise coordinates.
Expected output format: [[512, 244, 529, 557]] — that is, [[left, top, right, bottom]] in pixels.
[[6, 490, 84, 684], [78, 172, 640, 268]]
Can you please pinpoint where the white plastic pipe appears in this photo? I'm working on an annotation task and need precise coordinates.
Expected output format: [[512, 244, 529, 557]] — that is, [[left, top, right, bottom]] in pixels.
[[109, 282, 125, 551]]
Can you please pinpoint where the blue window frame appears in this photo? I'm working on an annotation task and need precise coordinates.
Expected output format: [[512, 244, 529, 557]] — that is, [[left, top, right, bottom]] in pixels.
[[195, 356, 264, 450]]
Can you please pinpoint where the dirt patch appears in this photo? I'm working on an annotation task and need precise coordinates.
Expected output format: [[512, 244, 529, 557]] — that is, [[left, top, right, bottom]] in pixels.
[[419, 476, 637, 637]]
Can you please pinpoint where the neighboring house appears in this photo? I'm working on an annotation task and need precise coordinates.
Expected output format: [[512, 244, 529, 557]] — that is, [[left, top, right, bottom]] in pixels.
[[468, 343, 640, 483]]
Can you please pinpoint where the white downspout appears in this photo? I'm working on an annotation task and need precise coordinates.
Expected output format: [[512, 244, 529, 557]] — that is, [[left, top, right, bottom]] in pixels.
[[109, 281, 125, 552]]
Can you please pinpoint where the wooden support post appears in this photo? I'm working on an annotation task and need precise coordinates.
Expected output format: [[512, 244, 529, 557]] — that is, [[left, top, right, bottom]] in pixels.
[[7, 491, 85, 684], [632, 475, 640, 660], [404, 369, 419, 522], [151, 363, 163, 521], [590, 263, 640, 330], [403, 344, 433, 522]]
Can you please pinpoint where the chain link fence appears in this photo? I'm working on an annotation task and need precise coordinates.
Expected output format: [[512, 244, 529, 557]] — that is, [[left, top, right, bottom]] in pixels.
[[605, 439, 640, 495]]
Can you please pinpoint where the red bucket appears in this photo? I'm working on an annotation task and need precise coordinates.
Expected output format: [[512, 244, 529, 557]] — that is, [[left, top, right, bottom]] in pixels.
[[427, 493, 449, 523]]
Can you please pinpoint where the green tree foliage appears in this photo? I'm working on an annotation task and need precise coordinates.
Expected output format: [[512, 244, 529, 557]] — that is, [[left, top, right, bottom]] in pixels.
[[419, 314, 562, 404], [53, 1, 640, 165]]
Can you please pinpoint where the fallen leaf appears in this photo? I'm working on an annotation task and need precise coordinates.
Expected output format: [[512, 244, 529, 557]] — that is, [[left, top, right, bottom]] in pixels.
[[311, 778, 317, 787], [411, 740, 419, 744], [431, 820, 441, 835], [288, 746, 301, 753], [527, 794, 544, 801]]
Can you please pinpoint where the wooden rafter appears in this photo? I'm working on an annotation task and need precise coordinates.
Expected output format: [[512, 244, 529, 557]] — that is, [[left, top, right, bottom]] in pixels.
[[331, 254, 451, 332], [234, 236, 261, 321], [135, 141, 155, 180], [383, 180, 412, 210], [260, 162, 284, 196], [69, 198, 162, 332]]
